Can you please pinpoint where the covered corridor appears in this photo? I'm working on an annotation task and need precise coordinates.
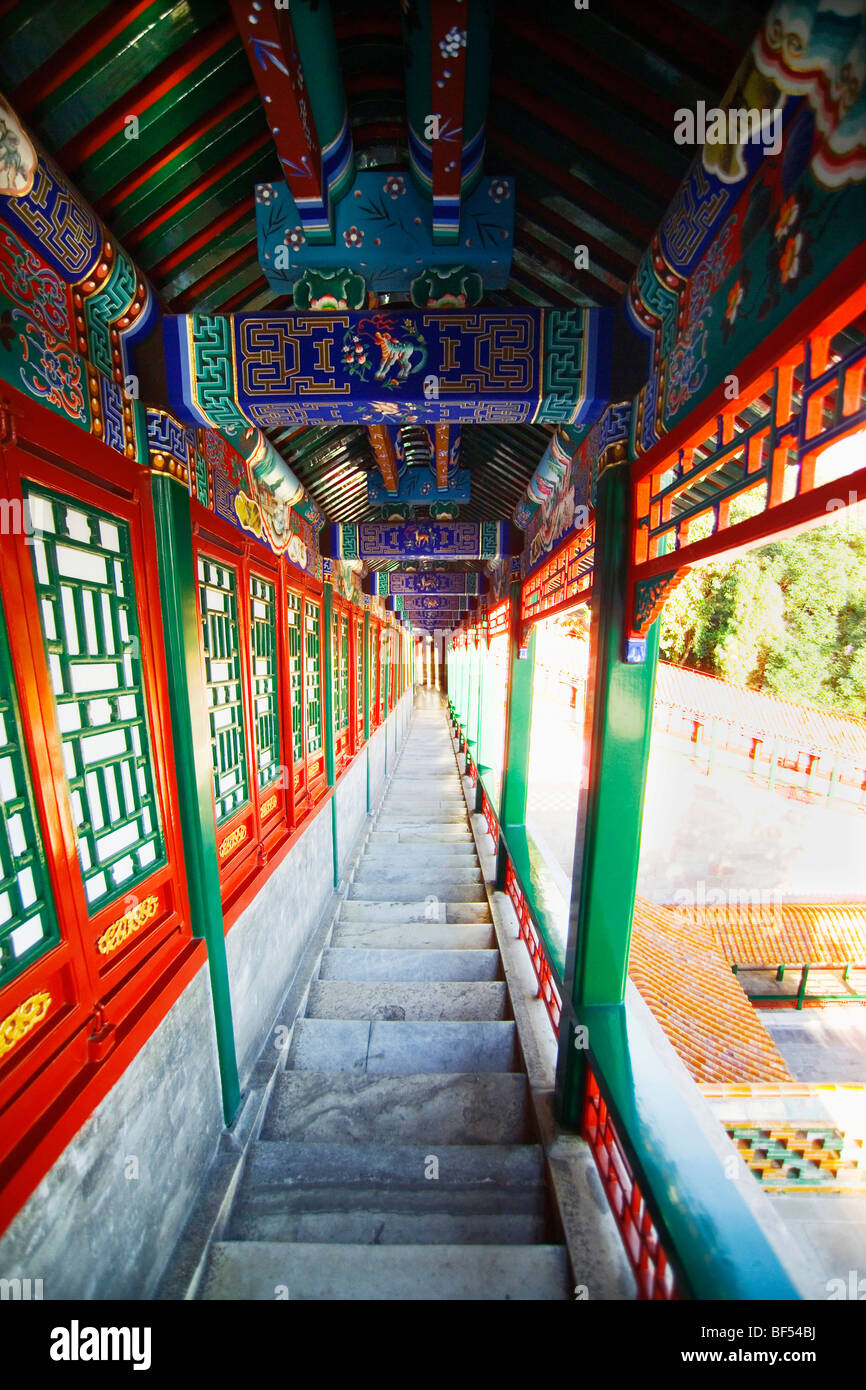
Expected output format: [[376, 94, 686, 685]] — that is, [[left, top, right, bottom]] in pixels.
[[0, 0, 863, 1310]]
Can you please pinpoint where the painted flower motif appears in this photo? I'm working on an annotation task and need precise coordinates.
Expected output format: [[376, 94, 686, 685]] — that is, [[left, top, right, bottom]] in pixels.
[[780, 232, 802, 284], [255, 184, 275, 205], [285, 226, 306, 249], [439, 26, 466, 58], [489, 178, 510, 203], [383, 175, 406, 199], [344, 226, 364, 248], [725, 280, 744, 323], [774, 196, 799, 241]]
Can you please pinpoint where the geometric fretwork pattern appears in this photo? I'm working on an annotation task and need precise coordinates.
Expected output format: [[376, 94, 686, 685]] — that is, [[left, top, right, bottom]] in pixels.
[[286, 589, 303, 766], [249, 574, 280, 789], [304, 598, 322, 759], [0, 606, 60, 982], [25, 486, 166, 910], [355, 616, 364, 738], [197, 556, 249, 825], [332, 609, 348, 738]]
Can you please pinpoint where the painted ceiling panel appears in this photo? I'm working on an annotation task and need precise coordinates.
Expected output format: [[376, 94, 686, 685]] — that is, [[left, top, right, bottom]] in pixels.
[[0, 0, 771, 524]]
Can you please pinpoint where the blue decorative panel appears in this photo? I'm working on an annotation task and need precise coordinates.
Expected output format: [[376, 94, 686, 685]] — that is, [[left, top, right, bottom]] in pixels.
[[163, 308, 612, 428]]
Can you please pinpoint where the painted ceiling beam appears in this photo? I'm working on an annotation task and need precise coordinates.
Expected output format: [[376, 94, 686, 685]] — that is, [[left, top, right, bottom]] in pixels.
[[229, 0, 352, 244], [367, 422, 399, 494], [403, 0, 493, 245], [163, 307, 612, 429], [366, 571, 488, 597], [391, 596, 470, 614], [322, 521, 521, 563], [435, 423, 452, 490], [513, 424, 588, 529]]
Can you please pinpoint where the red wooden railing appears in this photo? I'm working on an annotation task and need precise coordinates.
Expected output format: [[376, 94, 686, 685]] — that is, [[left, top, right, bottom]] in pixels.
[[504, 860, 562, 1034], [583, 1069, 680, 1300]]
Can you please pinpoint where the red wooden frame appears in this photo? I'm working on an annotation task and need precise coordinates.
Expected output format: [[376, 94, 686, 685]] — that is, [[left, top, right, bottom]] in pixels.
[[191, 502, 333, 914], [332, 593, 352, 773], [0, 389, 203, 1232]]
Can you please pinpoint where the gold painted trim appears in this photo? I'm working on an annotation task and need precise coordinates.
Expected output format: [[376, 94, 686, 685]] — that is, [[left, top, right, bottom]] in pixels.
[[0, 991, 52, 1061], [96, 894, 159, 956], [218, 823, 248, 861]]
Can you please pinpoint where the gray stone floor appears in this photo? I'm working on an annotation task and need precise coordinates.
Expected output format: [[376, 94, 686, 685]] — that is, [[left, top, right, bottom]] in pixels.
[[758, 1006, 866, 1083]]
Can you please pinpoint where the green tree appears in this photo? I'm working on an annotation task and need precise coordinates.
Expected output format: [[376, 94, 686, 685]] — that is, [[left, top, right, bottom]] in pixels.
[[658, 515, 866, 717]]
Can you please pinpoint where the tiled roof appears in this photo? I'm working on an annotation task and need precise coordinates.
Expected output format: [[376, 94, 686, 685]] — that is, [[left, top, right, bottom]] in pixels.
[[655, 663, 866, 761], [672, 903, 866, 968], [629, 898, 793, 1085]]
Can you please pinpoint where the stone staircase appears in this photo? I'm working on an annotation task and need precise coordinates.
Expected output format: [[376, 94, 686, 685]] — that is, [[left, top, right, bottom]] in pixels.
[[197, 699, 572, 1300]]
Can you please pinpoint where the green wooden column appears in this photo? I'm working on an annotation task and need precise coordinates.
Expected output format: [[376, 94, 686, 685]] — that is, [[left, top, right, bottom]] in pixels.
[[323, 581, 339, 886], [150, 476, 241, 1124], [555, 461, 660, 1126], [495, 584, 536, 889]]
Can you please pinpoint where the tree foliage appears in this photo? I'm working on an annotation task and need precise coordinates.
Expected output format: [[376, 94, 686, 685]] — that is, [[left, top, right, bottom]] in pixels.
[[658, 516, 866, 718]]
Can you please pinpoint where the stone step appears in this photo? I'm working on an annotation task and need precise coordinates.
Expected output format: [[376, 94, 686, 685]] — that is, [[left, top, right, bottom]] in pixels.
[[306, 980, 508, 1021], [376, 814, 469, 829], [227, 1209, 547, 1246], [199, 1241, 571, 1300], [370, 829, 474, 845], [339, 899, 491, 924], [263, 1071, 532, 1144], [347, 881, 487, 903], [234, 1140, 546, 1223], [362, 844, 479, 863], [289, 1019, 518, 1074], [318, 948, 501, 982], [352, 866, 482, 888], [331, 923, 494, 950]]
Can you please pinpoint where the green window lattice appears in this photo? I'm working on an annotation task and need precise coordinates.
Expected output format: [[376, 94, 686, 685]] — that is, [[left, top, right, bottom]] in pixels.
[[332, 609, 348, 736], [305, 599, 322, 757], [355, 620, 364, 730], [340, 615, 350, 731], [25, 485, 166, 911], [249, 574, 280, 790], [198, 556, 249, 825], [0, 607, 60, 984], [286, 590, 303, 765]]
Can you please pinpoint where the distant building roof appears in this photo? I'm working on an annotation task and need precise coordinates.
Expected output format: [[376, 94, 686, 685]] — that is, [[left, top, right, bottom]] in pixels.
[[655, 663, 866, 761], [629, 898, 793, 1085], [672, 902, 866, 968]]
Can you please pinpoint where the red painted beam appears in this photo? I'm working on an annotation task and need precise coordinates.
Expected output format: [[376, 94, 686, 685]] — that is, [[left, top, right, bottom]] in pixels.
[[367, 425, 400, 494], [96, 86, 257, 219], [228, 0, 325, 230], [12, 0, 157, 111], [148, 196, 254, 281], [123, 131, 271, 249], [491, 73, 679, 202], [607, 0, 745, 89], [435, 424, 451, 491], [431, 0, 468, 242], [516, 193, 638, 281], [170, 246, 259, 312], [498, 4, 679, 129], [58, 21, 238, 170], [489, 129, 656, 247]]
